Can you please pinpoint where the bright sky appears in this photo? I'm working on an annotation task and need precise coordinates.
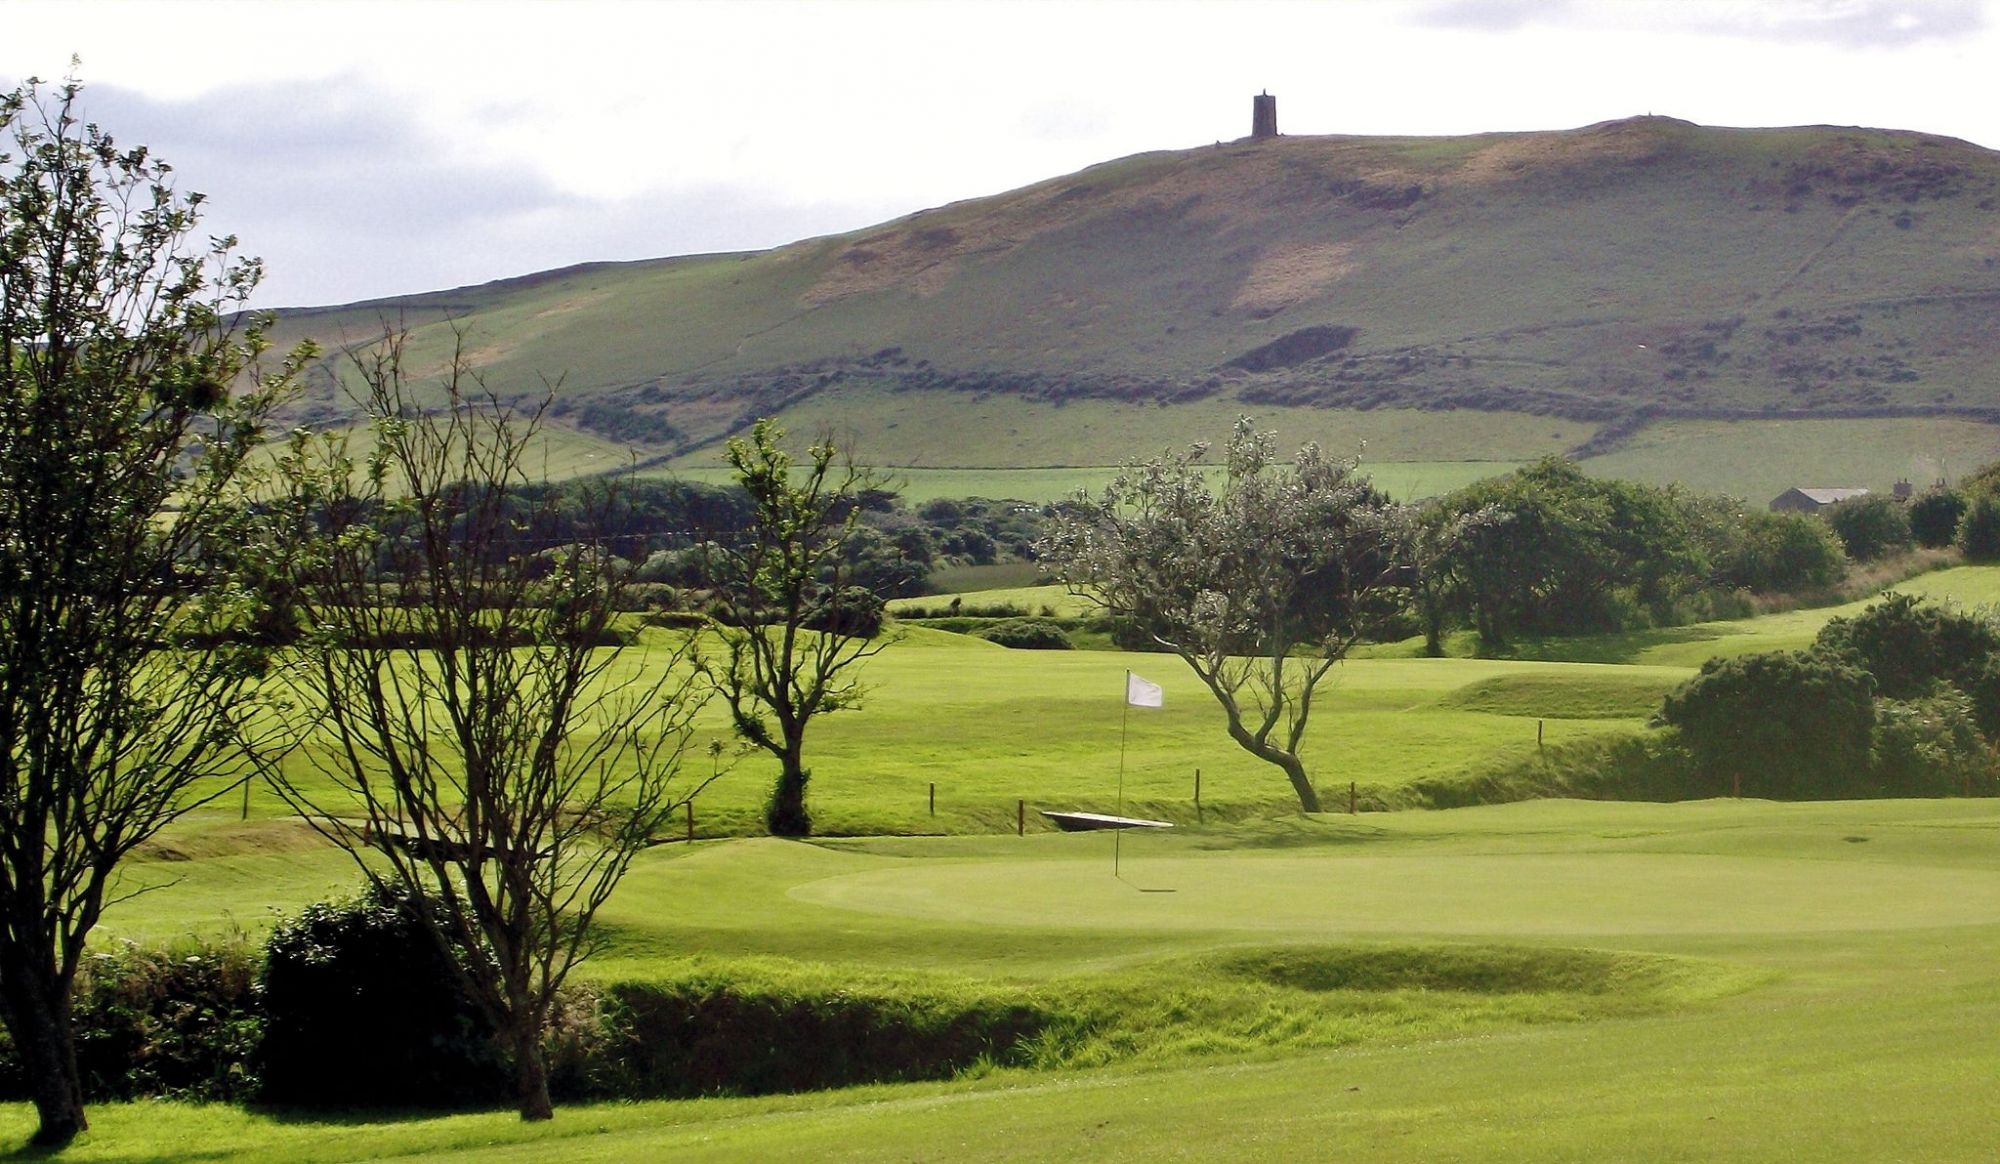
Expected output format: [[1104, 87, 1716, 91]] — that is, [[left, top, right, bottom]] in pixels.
[[5, 0, 1996, 308]]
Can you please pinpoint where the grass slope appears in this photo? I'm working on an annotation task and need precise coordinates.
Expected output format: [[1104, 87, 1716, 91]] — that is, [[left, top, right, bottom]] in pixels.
[[260, 119, 2000, 500]]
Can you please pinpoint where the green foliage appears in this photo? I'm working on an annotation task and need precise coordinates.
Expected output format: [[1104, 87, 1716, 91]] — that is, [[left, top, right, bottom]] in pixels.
[[0, 74, 301, 1147], [592, 977, 1054, 1098], [1907, 488, 1967, 548], [1872, 690, 1987, 796], [1656, 650, 1876, 797], [698, 419, 898, 836], [1956, 490, 2000, 561], [1038, 418, 1408, 812], [1823, 495, 1914, 561], [973, 619, 1074, 650], [258, 884, 510, 1109], [1707, 508, 1848, 593], [1431, 459, 1706, 646], [0, 939, 262, 1104], [1814, 591, 2000, 701], [803, 585, 888, 639]]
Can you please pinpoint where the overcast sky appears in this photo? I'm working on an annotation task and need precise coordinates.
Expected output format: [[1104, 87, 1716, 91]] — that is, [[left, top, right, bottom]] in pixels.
[[5, 0, 1996, 308]]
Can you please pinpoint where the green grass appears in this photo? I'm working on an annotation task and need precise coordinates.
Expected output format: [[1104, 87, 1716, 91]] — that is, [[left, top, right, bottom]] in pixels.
[[268, 122, 2000, 507], [1583, 416, 2000, 504], [655, 457, 1518, 505], [23, 798, 2000, 1161], [24, 576, 2000, 1158]]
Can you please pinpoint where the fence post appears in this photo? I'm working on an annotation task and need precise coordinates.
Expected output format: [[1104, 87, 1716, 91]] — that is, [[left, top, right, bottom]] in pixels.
[[1349, 781, 1357, 815], [1017, 799, 1025, 836], [1194, 768, 1202, 823], [686, 801, 695, 843], [929, 782, 935, 816]]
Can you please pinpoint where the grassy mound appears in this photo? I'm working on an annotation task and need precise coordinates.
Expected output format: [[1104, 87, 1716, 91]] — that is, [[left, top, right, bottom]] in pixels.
[[1436, 672, 1677, 720]]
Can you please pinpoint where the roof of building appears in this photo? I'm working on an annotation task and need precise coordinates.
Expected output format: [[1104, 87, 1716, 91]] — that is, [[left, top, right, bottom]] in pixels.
[[1779, 487, 1871, 504]]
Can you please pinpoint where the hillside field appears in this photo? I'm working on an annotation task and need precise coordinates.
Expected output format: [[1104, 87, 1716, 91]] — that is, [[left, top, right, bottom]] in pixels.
[[9, 570, 2000, 1160]]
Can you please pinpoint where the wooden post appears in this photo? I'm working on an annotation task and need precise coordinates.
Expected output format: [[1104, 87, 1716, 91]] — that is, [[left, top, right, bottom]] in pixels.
[[929, 782, 935, 816], [686, 801, 695, 843], [1537, 719, 1544, 751], [1017, 799, 1025, 836], [1194, 768, 1202, 822], [1349, 781, 1357, 815]]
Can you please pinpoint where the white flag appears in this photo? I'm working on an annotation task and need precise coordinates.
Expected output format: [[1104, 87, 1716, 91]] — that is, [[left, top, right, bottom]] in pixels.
[[1126, 672, 1163, 708]]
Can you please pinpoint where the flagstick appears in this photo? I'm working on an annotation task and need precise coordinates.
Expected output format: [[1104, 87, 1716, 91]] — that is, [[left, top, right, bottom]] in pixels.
[[1116, 670, 1130, 879]]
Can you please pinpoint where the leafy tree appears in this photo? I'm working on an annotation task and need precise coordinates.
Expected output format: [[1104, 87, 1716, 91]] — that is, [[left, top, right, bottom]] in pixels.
[[0, 77, 298, 1147], [1906, 488, 1967, 549], [1405, 502, 1504, 656], [1706, 508, 1847, 594], [264, 328, 710, 1121], [1821, 494, 1912, 562], [1655, 650, 1875, 798], [695, 419, 895, 836], [1038, 419, 1406, 812], [1432, 459, 1704, 647], [1957, 490, 2000, 562]]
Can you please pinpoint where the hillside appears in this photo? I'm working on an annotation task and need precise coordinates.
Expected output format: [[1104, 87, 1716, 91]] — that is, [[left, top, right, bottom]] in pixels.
[[265, 116, 2000, 497]]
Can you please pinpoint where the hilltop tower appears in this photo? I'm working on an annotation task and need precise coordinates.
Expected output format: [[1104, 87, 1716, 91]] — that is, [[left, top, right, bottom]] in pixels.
[[1252, 91, 1278, 139]]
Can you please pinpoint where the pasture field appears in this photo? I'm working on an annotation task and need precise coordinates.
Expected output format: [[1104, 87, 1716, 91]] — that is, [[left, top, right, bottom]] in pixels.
[[653, 459, 1517, 505]]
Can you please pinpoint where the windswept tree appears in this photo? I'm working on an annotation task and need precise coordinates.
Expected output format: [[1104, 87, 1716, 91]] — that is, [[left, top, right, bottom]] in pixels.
[[1038, 419, 1407, 813], [694, 418, 894, 837], [264, 328, 711, 1121], [0, 78, 299, 1147]]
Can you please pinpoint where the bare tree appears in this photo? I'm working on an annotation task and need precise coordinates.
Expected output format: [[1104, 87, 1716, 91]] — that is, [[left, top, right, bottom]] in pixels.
[[694, 418, 894, 836], [1037, 418, 1407, 813], [265, 328, 710, 1121], [0, 77, 299, 1147]]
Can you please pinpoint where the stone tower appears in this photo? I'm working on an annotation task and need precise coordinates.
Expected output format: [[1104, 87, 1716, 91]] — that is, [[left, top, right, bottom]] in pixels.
[[1252, 91, 1277, 139]]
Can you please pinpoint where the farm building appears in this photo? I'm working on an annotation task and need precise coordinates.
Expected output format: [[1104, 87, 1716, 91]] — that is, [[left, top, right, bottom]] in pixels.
[[1769, 487, 1870, 513]]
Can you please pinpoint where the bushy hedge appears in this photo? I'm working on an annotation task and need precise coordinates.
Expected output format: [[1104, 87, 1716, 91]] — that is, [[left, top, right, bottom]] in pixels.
[[258, 884, 510, 1108], [1652, 595, 2000, 798], [975, 618, 1073, 650], [1655, 650, 1877, 798], [587, 977, 1054, 1099], [0, 939, 262, 1102]]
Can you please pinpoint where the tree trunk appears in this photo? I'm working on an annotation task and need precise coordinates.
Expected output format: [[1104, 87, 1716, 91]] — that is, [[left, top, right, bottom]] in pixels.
[[765, 747, 813, 837], [0, 949, 88, 1147], [513, 1019, 554, 1121], [1274, 752, 1323, 814]]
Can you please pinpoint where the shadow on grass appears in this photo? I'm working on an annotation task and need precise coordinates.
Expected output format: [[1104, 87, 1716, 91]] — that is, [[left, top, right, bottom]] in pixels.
[[1478, 623, 1734, 665]]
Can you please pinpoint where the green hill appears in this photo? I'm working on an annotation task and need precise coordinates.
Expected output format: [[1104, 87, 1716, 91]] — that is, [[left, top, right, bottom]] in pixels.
[[264, 116, 2000, 498]]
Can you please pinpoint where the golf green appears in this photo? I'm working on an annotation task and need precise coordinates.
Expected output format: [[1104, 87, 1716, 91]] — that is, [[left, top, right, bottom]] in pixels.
[[790, 848, 2000, 936]]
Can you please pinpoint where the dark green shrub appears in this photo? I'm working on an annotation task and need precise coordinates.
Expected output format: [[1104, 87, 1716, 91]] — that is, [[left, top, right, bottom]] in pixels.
[[1957, 491, 2000, 561], [802, 585, 886, 638], [1656, 650, 1875, 798], [1712, 510, 1847, 593], [1822, 494, 1913, 561], [1873, 690, 1988, 796], [590, 979, 1053, 1099], [1907, 488, 1967, 548], [0, 939, 262, 1102], [975, 618, 1073, 650], [1815, 592, 2000, 701], [258, 883, 509, 1108]]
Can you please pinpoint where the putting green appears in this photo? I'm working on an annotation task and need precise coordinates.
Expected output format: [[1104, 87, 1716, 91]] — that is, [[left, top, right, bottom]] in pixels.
[[791, 850, 2000, 937]]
